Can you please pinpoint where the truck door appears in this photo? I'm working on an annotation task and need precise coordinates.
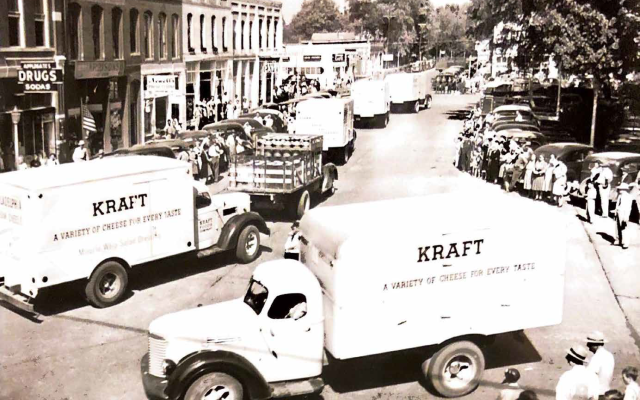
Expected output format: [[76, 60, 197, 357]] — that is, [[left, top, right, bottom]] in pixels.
[[260, 291, 324, 382], [195, 188, 220, 250]]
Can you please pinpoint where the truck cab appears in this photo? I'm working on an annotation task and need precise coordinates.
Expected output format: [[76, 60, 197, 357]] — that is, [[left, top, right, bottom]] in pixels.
[[142, 259, 325, 400]]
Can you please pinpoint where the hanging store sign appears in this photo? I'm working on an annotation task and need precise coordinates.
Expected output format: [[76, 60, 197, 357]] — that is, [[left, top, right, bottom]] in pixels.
[[263, 63, 277, 73], [303, 55, 322, 62], [75, 61, 125, 79], [332, 54, 346, 63], [145, 75, 176, 97], [18, 62, 62, 92]]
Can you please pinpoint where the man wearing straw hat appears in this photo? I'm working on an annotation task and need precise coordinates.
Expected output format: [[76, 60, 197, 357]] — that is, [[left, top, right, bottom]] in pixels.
[[585, 331, 615, 395], [613, 183, 634, 249], [556, 345, 599, 400]]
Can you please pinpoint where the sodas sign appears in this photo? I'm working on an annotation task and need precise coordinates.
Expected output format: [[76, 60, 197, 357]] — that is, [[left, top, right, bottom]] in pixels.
[[18, 62, 63, 92]]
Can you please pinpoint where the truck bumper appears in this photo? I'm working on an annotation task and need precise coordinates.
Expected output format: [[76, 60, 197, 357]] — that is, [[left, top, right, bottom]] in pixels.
[[141, 353, 169, 400], [0, 285, 36, 315]]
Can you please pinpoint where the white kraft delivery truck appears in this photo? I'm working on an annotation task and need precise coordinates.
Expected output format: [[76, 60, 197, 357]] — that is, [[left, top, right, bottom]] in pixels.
[[351, 78, 391, 128], [0, 156, 269, 312], [141, 193, 565, 400], [295, 97, 356, 164], [386, 71, 433, 113]]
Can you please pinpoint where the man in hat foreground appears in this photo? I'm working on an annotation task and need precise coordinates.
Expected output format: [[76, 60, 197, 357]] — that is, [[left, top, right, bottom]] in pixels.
[[586, 331, 615, 395], [284, 221, 301, 260], [556, 345, 600, 400], [614, 183, 634, 249], [72, 140, 88, 162], [498, 368, 522, 400]]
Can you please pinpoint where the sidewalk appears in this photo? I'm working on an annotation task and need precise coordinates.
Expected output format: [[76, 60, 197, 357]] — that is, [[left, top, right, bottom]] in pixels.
[[576, 207, 640, 348]]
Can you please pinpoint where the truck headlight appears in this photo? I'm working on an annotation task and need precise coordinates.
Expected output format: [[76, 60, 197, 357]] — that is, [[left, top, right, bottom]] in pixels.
[[162, 359, 177, 376]]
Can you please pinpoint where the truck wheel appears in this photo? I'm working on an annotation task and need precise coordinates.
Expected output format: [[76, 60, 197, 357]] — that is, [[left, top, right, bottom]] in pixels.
[[184, 372, 244, 400], [322, 173, 335, 195], [412, 100, 420, 114], [426, 96, 432, 109], [236, 225, 261, 264], [424, 341, 485, 398], [85, 261, 128, 308], [297, 190, 311, 219]]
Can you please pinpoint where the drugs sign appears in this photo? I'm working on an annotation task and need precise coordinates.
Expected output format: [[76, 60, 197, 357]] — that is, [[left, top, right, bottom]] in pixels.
[[18, 62, 63, 92]]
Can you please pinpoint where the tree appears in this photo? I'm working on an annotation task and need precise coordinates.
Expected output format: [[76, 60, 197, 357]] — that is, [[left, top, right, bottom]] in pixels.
[[428, 5, 473, 59], [286, 0, 348, 42], [349, 0, 433, 61]]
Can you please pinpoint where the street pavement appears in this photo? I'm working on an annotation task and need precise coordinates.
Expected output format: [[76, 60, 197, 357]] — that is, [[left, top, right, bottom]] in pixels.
[[1, 93, 639, 400]]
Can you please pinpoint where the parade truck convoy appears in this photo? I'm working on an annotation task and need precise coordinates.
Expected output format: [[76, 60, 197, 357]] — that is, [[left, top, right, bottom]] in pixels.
[[385, 71, 433, 113], [351, 78, 391, 128], [228, 134, 338, 219], [141, 193, 565, 400], [0, 156, 269, 313], [295, 97, 356, 164]]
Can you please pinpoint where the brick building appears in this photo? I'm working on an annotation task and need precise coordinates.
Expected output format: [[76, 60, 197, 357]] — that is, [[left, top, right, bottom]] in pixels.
[[0, 0, 64, 170]]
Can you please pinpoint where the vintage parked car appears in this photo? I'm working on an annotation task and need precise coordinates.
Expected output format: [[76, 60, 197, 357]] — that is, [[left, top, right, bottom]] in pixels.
[[605, 127, 640, 153], [500, 128, 547, 150], [534, 143, 594, 183], [578, 152, 640, 204], [224, 118, 275, 137], [240, 110, 288, 133], [93, 143, 177, 160]]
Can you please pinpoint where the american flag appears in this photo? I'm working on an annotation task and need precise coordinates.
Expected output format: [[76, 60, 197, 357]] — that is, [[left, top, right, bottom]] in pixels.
[[82, 105, 97, 133]]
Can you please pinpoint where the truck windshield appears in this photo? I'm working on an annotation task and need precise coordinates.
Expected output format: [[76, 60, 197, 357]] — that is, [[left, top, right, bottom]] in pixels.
[[243, 279, 269, 315]]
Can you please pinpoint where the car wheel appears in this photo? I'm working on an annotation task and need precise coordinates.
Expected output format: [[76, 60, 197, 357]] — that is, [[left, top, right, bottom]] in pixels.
[[413, 100, 420, 114], [236, 225, 261, 264], [85, 261, 128, 308], [184, 372, 244, 400], [297, 190, 311, 219]]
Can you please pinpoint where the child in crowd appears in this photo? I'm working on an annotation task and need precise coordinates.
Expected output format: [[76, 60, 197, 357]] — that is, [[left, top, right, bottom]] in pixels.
[[623, 366, 639, 400]]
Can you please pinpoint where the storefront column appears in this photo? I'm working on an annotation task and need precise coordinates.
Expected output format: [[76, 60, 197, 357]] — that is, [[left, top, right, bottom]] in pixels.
[[252, 59, 260, 108], [10, 108, 21, 167], [244, 61, 251, 103], [235, 60, 243, 100]]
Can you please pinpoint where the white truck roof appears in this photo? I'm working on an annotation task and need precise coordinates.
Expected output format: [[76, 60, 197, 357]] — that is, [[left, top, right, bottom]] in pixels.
[[0, 156, 190, 192], [300, 191, 559, 261]]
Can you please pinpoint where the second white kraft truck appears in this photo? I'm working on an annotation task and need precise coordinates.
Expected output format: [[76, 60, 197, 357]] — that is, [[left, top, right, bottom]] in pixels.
[[141, 193, 565, 400]]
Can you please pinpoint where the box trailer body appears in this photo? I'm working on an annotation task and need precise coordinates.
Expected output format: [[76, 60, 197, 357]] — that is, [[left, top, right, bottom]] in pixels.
[[141, 193, 565, 400], [0, 156, 268, 312], [351, 79, 391, 128], [385, 71, 433, 113], [295, 98, 356, 164], [228, 134, 338, 219]]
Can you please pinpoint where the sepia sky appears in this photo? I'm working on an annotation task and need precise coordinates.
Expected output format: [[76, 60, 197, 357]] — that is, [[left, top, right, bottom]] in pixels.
[[282, 0, 471, 23]]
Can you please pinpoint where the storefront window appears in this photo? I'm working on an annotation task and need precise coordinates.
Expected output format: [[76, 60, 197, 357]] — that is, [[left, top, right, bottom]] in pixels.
[[200, 72, 211, 100]]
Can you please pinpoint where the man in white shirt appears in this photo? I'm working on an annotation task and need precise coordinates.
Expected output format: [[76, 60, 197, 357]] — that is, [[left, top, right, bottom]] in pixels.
[[591, 161, 614, 217], [586, 331, 615, 395], [72, 140, 88, 162], [556, 345, 600, 400]]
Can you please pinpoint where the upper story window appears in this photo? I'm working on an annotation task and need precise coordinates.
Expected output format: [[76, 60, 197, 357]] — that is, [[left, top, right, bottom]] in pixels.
[[143, 11, 153, 59], [211, 16, 217, 53], [91, 5, 104, 60], [241, 20, 245, 50], [258, 19, 263, 50], [248, 20, 253, 50], [200, 14, 206, 53], [112, 8, 123, 59], [8, 0, 23, 46], [34, 0, 46, 47], [233, 19, 237, 51], [130, 9, 139, 54], [222, 17, 227, 52], [158, 13, 167, 59], [171, 14, 179, 58], [68, 3, 82, 59], [187, 13, 194, 53]]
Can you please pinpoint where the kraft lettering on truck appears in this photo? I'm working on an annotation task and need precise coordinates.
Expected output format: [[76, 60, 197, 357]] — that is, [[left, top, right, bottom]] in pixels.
[[93, 194, 148, 217], [417, 239, 484, 263]]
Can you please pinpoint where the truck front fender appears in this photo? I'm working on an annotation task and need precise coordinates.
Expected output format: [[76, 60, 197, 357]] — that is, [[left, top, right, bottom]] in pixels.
[[323, 164, 338, 181], [166, 350, 271, 400], [217, 212, 270, 251]]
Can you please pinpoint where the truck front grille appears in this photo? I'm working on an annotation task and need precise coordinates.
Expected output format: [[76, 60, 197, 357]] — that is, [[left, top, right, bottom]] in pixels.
[[148, 334, 167, 378]]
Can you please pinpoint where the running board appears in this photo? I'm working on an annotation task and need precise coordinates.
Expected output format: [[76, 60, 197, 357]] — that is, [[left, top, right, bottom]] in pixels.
[[196, 245, 225, 259], [270, 377, 324, 398]]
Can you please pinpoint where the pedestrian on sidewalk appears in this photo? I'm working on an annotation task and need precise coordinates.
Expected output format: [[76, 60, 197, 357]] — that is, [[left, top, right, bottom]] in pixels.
[[524, 152, 536, 197], [613, 184, 634, 249], [556, 345, 600, 400], [622, 366, 640, 400], [586, 178, 598, 224], [510, 148, 529, 193], [586, 331, 615, 395], [532, 154, 548, 200], [497, 368, 522, 400]]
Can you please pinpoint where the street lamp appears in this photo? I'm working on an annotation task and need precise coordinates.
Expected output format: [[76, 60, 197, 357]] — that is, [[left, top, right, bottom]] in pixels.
[[10, 106, 21, 169]]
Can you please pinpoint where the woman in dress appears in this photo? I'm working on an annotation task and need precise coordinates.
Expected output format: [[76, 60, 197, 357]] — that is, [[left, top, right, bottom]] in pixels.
[[544, 154, 557, 201], [523, 152, 536, 196], [532, 154, 548, 200], [552, 162, 568, 207]]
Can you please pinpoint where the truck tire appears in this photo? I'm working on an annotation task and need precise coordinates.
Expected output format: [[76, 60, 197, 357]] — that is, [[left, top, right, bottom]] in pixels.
[[184, 372, 244, 400], [322, 173, 335, 195], [85, 261, 128, 308], [236, 225, 261, 264], [412, 100, 420, 114], [297, 190, 311, 219], [426, 96, 433, 109], [424, 341, 485, 398], [379, 112, 389, 128], [341, 146, 351, 165]]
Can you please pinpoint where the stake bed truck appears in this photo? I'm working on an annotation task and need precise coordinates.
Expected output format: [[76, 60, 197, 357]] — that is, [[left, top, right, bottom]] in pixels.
[[141, 193, 565, 400], [0, 156, 269, 313]]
